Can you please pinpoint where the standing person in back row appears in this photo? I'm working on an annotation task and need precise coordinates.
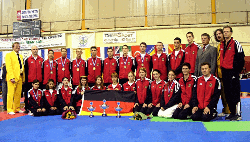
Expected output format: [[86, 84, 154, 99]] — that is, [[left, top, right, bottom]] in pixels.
[[220, 26, 245, 121], [103, 47, 118, 87], [184, 32, 201, 75], [118, 45, 135, 85], [194, 33, 217, 77], [56, 47, 71, 88], [86, 46, 103, 87], [24, 45, 44, 113], [135, 42, 152, 79], [151, 42, 168, 81], [5, 42, 25, 114]]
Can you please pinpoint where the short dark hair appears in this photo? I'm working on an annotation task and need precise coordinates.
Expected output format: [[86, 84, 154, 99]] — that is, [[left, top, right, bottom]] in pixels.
[[201, 33, 210, 39], [168, 70, 176, 75], [122, 45, 128, 49], [62, 77, 69, 82], [157, 42, 163, 46], [201, 62, 211, 68], [32, 79, 39, 84], [140, 42, 147, 47], [182, 62, 191, 69], [107, 47, 113, 51], [61, 47, 67, 52], [174, 37, 181, 43], [186, 32, 194, 38], [91, 46, 97, 50], [153, 69, 161, 75], [48, 50, 54, 54], [214, 29, 223, 42], [223, 26, 233, 32], [12, 42, 20, 48]]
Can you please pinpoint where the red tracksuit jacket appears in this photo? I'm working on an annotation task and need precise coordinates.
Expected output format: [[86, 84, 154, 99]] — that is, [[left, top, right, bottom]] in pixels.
[[118, 56, 135, 79], [220, 38, 245, 73], [135, 53, 152, 79], [135, 78, 152, 104], [56, 57, 71, 83], [91, 85, 106, 90], [103, 57, 118, 84], [43, 89, 59, 109], [71, 58, 86, 86], [168, 49, 185, 79], [192, 74, 221, 110], [123, 81, 136, 91], [179, 74, 196, 106], [25, 55, 44, 83], [28, 88, 44, 109], [151, 80, 165, 106], [86, 57, 103, 83], [152, 53, 168, 81], [160, 80, 181, 109], [107, 84, 122, 91], [184, 42, 201, 74], [43, 59, 57, 85], [73, 86, 90, 107], [58, 86, 74, 107]]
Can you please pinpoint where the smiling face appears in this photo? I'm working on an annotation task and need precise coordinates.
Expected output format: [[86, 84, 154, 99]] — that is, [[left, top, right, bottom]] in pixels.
[[13, 43, 20, 53], [96, 77, 102, 85], [62, 78, 69, 86], [81, 78, 87, 86], [168, 71, 176, 81], [32, 82, 40, 89], [153, 71, 160, 81], [182, 65, 190, 76], [48, 81, 54, 89]]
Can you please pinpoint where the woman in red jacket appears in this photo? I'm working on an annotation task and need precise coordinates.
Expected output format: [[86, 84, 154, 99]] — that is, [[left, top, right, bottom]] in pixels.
[[43, 79, 61, 115], [91, 75, 106, 90], [147, 69, 166, 116], [73, 76, 90, 114], [133, 67, 152, 114], [158, 70, 181, 118], [122, 71, 136, 93]]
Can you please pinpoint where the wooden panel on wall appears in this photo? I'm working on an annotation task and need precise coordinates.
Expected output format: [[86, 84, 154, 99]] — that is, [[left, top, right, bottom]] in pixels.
[[216, 13, 230, 23], [85, 0, 99, 29], [0, 0, 2, 33], [179, 0, 196, 24], [195, 0, 211, 24], [229, 12, 247, 24], [98, 0, 114, 28], [115, 0, 130, 28], [162, 0, 179, 25], [68, 0, 81, 30]]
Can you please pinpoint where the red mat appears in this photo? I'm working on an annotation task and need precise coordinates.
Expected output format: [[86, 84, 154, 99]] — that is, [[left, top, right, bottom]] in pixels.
[[0, 111, 27, 121], [0, 97, 25, 105]]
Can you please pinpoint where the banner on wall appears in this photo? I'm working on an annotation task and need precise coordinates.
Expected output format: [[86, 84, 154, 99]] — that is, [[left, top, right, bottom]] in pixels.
[[71, 33, 95, 48], [0, 33, 66, 50], [103, 31, 136, 44]]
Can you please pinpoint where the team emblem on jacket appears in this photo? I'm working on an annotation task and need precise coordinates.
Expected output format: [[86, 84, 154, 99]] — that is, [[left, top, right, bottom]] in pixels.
[[128, 62, 130, 65], [179, 55, 181, 58], [67, 62, 68, 64], [159, 86, 162, 88], [209, 83, 212, 87], [133, 87, 135, 90], [171, 89, 173, 92], [53, 65, 55, 68], [54, 94, 56, 96], [146, 58, 148, 61], [188, 84, 191, 87], [145, 86, 147, 88], [39, 94, 41, 97], [162, 58, 164, 61], [168, 95, 170, 97], [39, 61, 41, 64], [229, 47, 231, 50], [82, 64, 83, 67], [112, 63, 114, 65], [97, 63, 99, 66], [69, 91, 71, 94], [192, 51, 195, 54]]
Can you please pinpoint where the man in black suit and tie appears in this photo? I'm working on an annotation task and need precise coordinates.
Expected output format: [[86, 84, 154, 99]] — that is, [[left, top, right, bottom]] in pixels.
[[194, 33, 217, 77]]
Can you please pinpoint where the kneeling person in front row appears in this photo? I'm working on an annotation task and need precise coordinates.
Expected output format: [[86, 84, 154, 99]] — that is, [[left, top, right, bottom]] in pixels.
[[191, 62, 221, 122], [58, 77, 75, 113], [107, 72, 122, 91], [43, 79, 61, 115], [134, 67, 152, 114], [28, 79, 47, 116]]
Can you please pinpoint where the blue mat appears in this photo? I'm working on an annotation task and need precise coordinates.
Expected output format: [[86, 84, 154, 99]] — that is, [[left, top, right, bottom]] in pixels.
[[0, 98, 250, 142]]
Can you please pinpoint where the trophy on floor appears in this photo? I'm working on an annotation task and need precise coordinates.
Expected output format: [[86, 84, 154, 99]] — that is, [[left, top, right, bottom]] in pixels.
[[87, 102, 96, 118], [115, 102, 123, 118], [100, 99, 109, 117]]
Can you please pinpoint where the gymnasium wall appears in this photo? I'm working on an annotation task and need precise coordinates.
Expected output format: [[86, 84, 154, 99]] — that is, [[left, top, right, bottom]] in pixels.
[[1, 0, 250, 33]]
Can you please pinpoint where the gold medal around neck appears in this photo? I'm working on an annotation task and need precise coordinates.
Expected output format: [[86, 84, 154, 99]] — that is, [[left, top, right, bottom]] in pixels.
[[141, 63, 144, 66], [77, 68, 79, 71], [62, 68, 65, 71], [124, 66, 127, 69], [50, 71, 53, 74], [93, 67, 96, 70]]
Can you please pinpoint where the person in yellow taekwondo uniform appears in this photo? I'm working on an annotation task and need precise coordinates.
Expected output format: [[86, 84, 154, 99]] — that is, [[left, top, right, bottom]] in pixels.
[[5, 42, 25, 115], [214, 28, 230, 116]]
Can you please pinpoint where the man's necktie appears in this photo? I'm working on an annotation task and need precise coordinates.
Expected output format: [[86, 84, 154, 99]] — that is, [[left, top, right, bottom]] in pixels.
[[17, 53, 22, 69]]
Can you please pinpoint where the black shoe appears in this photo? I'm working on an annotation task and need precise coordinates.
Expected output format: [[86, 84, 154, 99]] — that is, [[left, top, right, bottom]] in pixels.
[[225, 114, 234, 120], [230, 115, 242, 121]]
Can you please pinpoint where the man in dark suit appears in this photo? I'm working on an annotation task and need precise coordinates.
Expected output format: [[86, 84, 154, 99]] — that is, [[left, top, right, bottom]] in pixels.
[[194, 33, 217, 77], [2, 63, 7, 111]]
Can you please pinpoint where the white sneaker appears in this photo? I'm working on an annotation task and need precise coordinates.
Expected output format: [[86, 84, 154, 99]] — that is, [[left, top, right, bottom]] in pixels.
[[18, 110, 25, 113], [28, 111, 33, 116], [8, 112, 15, 115]]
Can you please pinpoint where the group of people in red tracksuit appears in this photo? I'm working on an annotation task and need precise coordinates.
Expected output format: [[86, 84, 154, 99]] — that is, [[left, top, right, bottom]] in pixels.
[[24, 26, 245, 121]]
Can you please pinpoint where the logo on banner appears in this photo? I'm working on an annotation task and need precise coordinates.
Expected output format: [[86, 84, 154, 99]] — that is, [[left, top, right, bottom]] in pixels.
[[79, 36, 88, 48]]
